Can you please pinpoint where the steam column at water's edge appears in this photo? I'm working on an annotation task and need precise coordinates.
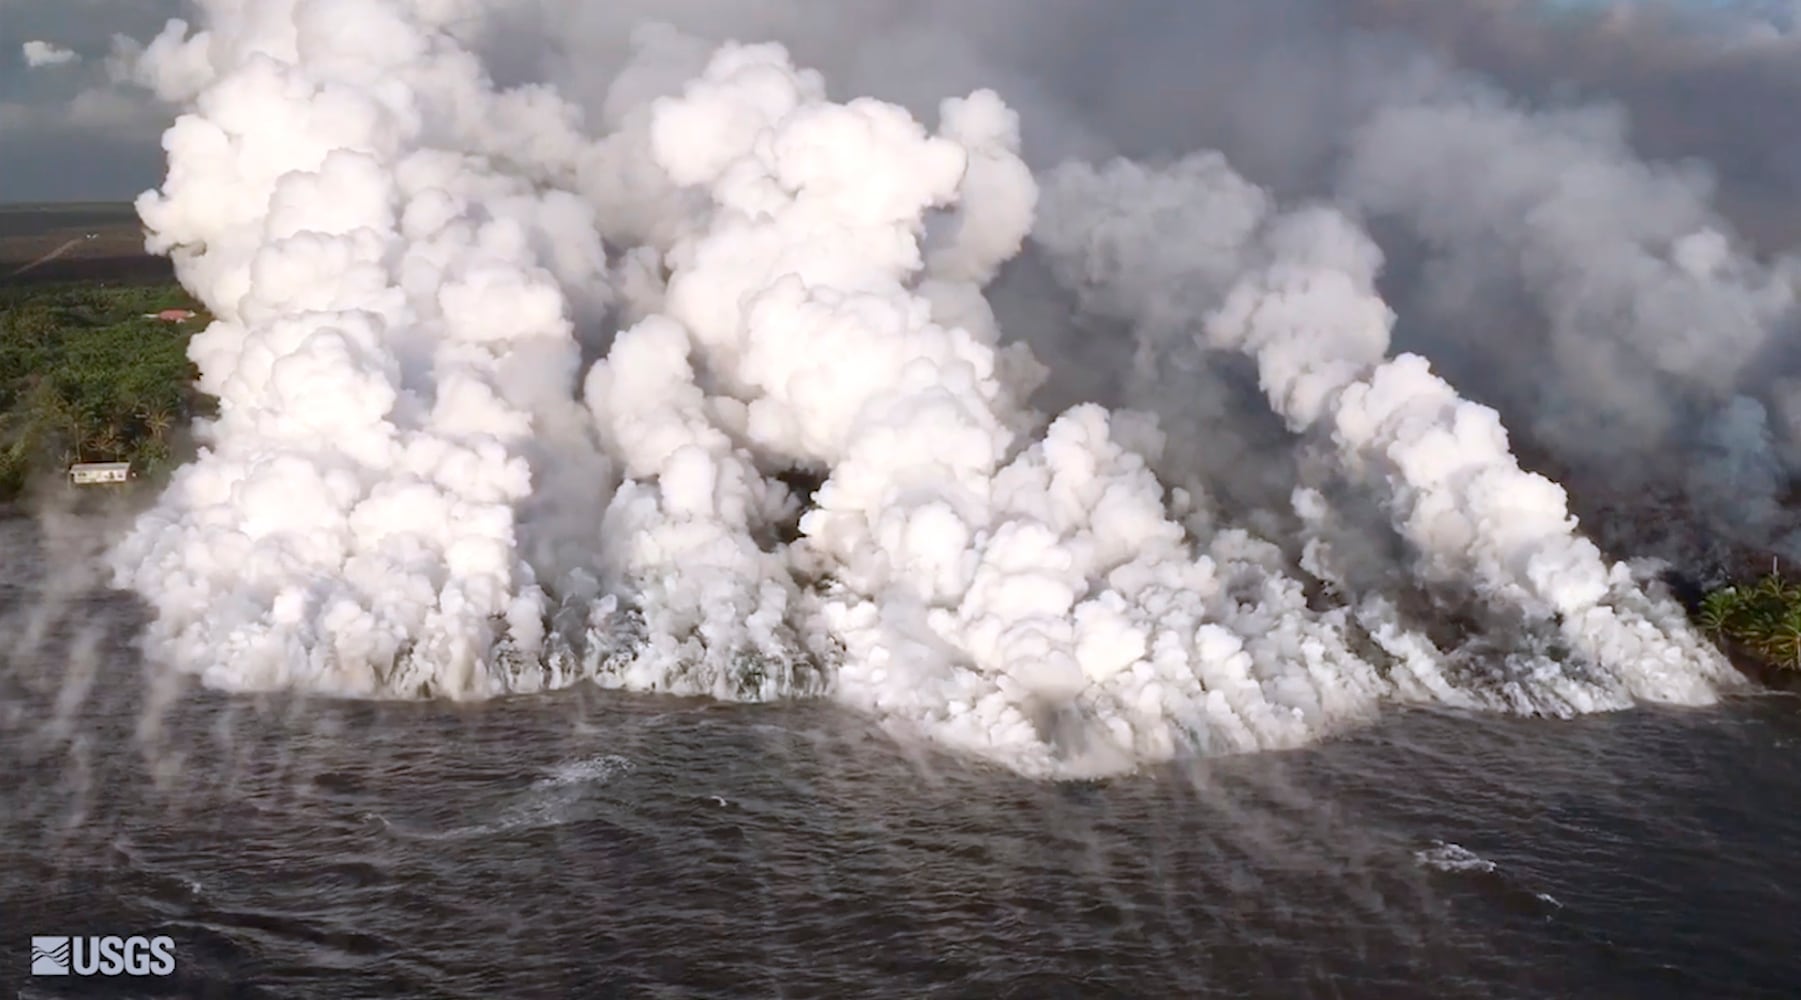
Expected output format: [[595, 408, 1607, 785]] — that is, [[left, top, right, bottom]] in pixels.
[[108, 3, 1739, 780], [112, 0, 611, 697]]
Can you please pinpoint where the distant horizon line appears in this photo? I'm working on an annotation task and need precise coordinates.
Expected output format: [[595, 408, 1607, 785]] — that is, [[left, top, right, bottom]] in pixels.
[[0, 201, 140, 212]]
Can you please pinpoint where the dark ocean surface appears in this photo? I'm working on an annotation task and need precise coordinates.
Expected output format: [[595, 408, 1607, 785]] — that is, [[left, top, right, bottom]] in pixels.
[[3, 514, 1798, 998]]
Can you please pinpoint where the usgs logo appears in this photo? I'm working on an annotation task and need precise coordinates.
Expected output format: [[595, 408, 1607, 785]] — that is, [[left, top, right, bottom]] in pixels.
[[30, 935, 176, 977]]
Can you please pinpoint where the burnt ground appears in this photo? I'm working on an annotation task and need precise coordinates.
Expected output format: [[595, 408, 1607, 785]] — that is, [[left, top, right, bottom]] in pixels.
[[0, 202, 173, 286]]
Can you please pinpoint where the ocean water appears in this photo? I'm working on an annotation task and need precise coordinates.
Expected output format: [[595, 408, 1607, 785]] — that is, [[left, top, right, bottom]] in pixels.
[[2, 515, 1799, 998]]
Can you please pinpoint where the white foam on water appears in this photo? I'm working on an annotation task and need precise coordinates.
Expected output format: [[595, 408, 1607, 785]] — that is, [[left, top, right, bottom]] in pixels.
[[1415, 841, 1498, 874], [537, 755, 636, 789], [376, 755, 635, 840]]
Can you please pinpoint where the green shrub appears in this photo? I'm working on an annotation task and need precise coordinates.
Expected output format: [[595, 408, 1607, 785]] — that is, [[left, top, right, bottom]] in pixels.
[[1699, 564, 1801, 673]]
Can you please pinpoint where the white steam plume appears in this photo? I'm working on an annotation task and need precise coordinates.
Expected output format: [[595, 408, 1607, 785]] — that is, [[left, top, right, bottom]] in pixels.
[[572, 43, 1458, 776], [111, 0, 612, 697], [1338, 85, 1801, 552], [1037, 152, 1739, 712], [111, 4, 1744, 779]]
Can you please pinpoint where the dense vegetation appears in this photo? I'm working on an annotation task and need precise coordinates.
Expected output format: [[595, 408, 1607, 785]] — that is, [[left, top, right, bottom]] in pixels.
[[0, 280, 212, 499], [1699, 565, 1801, 675]]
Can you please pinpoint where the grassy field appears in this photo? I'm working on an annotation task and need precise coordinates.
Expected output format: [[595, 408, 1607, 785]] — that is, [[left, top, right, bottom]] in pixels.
[[0, 201, 172, 286]]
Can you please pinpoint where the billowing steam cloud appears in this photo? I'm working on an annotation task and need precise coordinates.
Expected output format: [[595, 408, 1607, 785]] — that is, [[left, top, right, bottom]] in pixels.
[[1037, 155, 1731, 714], [113, 0, 614, 696], [1336, 82, 1801, 562], [108, 0, 1762, 778]]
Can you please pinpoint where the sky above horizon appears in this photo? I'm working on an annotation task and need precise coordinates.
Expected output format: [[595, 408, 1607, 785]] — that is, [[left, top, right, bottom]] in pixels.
[[0, 0, 1796, 208], [0, 0, 181, 203]]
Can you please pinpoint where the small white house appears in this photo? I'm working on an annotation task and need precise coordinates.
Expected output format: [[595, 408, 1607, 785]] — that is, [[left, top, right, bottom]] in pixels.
[[69, 462, 131, 485]]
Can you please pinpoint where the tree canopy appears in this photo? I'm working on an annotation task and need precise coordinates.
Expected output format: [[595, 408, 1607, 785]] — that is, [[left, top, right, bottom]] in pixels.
[[0, 280, 213, 498]]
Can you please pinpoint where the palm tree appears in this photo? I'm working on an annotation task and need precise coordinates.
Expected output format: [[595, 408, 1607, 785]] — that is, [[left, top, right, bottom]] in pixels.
[[65, 410, 91, 463], [1698, 589, 1739, 637], [140, 404, 174, 444], [90, 421, 123, 462], [1755, 569, 1789, 605], [1771, 608, 1801, 672]]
